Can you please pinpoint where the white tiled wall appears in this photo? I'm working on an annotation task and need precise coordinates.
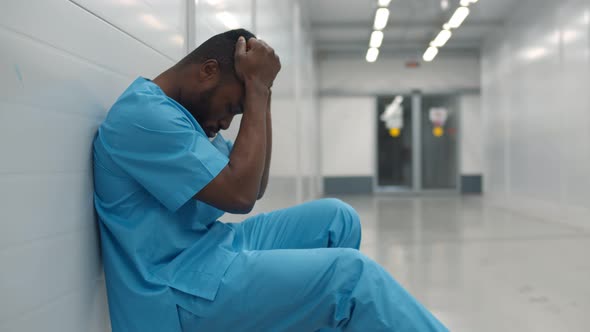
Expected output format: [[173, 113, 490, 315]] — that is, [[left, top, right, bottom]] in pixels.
[[459, 94, 483, 175], [482, 0, 590, 229], [0, 1, 319, 328], [320, 97, 376, 177], [72, 0, 188, 61], [319, 56, 481, 95], [0, 0, 175, 330]]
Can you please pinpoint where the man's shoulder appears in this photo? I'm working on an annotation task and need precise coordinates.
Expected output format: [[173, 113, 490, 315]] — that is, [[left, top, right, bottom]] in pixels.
[[105, 90, 191, 133]]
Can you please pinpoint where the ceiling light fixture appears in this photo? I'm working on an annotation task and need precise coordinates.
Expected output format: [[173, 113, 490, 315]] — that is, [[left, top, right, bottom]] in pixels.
[[423, 1, 478, 63], [370, 30, 384, 48], [431, 29, 452, 47], [366, 47, 380, 63], [448, 6, 470, 28], [374, 8, 390, 30], [378, 0, 392, 7], [423, 46, 439, 62]]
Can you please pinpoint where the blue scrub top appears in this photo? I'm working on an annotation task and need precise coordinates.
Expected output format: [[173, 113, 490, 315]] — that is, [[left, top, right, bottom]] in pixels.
[[93, 77, 238, 331]]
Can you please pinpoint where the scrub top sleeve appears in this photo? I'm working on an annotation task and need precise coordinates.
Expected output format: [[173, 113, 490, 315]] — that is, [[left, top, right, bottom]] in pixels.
[[100, 105, 229, 212], [225, 139, 234, 153], [210, 133, 234, 157]]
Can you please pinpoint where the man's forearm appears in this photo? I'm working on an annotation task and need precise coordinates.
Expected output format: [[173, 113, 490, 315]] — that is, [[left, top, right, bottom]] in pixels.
[[228, 79, 268, 204], [257, 94, 272, 199]]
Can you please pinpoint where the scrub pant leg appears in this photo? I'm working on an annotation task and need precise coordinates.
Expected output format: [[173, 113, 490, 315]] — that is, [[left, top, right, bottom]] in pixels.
[[178, 199, 448, 332], [231, 198, 363, 252]]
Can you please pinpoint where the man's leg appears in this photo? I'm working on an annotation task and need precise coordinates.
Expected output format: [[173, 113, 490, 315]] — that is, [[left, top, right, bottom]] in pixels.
[[178, 248, 448, 332], [228, 198, 362, 251]]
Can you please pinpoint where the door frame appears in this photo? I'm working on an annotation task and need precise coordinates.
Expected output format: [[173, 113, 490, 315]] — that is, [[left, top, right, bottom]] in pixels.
[[373, 91, 461, 194]]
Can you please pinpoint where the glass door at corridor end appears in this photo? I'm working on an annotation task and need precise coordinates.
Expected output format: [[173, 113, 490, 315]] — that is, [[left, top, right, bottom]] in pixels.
[[375, 92, 459, 193]]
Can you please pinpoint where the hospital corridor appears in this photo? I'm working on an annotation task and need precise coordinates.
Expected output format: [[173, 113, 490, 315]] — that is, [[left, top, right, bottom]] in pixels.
[[1, 0, 590, 331]]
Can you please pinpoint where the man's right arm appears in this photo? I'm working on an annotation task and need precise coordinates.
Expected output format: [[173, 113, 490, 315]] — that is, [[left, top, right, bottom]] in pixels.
[[194, 81, 268, 214], [193, 37, 280, 214]]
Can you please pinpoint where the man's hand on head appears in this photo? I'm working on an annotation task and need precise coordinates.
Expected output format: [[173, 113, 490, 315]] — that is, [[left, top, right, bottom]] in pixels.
[[234, 37, 281, 91]]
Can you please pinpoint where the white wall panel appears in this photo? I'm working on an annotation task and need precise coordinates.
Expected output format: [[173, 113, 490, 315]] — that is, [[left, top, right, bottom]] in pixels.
[[0, 229, 102, 322], [459, 94, 483, 175], [0, 280, 109, 332], [0, 0, 171, 78], [194, 0, 253, 47], [320, 97, 376, 177], [0, 103, 100, 173], [482, 0, 590, 229], [0, 0, 177, 329], [72, 0, 187, 61], [0, 173, 94, 250], [319, 56, 480, 95]]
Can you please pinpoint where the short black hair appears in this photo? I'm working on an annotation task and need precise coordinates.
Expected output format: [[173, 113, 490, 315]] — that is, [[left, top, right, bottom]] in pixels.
[[178, 28, 256, 78]]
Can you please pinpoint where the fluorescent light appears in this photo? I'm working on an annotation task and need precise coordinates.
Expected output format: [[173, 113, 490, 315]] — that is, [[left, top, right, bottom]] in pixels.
[[369, 31, 384, 48], [423, 46, 439, 62], [448, 6, 470, 28], [431, 29, 452, 47], [443, 23, 451, 30], [378, 0, 392, 6], [216, 11, 239, 29], [374, 8, 390, 30], [366, 47, 379, 62]]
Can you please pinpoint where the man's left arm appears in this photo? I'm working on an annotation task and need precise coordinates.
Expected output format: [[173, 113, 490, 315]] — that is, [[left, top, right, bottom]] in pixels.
[[257, 92, 272, 199]]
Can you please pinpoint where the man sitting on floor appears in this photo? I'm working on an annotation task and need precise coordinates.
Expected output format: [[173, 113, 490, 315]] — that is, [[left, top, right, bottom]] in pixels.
[[93, 29, 448, 332]]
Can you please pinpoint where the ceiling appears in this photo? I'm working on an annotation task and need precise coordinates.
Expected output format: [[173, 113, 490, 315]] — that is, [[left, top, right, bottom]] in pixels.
[[305, 0, 518, 59]]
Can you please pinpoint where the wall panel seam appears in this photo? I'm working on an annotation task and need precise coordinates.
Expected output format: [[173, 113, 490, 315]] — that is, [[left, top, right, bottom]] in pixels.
[[68, 0, 176, 62]]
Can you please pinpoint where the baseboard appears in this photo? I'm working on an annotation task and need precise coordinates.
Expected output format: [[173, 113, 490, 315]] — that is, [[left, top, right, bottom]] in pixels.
[[323, 176, 373, 195], [461, 175, 483, 194]]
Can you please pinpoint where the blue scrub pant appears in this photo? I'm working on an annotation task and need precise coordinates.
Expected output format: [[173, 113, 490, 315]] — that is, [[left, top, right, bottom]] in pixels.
[[178, 198, 448, 332]]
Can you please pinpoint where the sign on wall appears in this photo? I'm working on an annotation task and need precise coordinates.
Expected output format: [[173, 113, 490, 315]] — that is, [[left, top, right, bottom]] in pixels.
[[429, 107, 448, 137]]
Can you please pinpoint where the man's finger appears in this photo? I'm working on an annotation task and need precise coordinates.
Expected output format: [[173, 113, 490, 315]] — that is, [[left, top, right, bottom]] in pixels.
[[247, 37, 261, 50], [235, 36, 246, 56]]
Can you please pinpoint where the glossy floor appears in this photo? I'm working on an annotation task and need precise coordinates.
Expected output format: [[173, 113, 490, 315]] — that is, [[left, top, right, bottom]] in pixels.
[[226, 194, 590, 332], [345, 195, 590, 332]]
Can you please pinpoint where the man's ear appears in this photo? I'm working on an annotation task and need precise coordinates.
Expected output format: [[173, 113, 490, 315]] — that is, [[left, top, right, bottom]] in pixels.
[[198, 59, 221, 83]]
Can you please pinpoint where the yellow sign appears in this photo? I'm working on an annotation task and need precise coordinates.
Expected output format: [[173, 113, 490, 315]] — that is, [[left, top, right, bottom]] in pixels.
[[389, 128, 401, 137], [433, 126, 444, 137]]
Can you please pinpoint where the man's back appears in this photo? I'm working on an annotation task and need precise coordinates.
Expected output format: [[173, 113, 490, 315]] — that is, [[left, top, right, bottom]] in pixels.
[[93, 77, 238, 331]]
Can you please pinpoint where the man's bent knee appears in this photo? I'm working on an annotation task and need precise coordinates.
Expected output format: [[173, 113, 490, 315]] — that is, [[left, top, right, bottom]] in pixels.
[[318, 198, 362, 248]]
